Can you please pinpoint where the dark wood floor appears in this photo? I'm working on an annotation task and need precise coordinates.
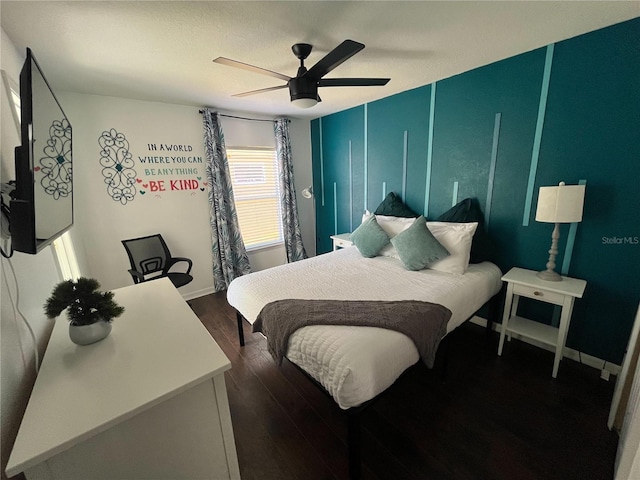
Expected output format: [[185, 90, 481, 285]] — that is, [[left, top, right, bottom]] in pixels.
[[190, 292, 619, 480]]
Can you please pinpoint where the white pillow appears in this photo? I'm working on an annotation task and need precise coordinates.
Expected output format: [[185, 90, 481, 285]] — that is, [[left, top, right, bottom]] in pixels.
[[361, 211, 414, 258], [426, 222, 478, 275]]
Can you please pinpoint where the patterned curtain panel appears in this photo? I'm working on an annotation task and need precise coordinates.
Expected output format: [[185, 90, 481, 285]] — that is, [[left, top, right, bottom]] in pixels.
[[202, 109, 252, 291], [274, 118, 308, 263]]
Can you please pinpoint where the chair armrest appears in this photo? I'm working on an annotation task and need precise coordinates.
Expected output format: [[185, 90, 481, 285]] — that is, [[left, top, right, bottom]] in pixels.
[[167, 257, 193, 275], [128, 269, 145, 284]]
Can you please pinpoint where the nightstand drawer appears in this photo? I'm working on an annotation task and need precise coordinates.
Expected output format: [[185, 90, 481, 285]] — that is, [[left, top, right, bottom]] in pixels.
[[513, 283, 565, 305], [331, 234, 353, 249], [334, 237, 351, 248]]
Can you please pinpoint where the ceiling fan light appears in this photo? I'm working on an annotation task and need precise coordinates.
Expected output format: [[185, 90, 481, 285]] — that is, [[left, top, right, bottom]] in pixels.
[[289, 76, 318, 108], [292, 97, 318, 108]]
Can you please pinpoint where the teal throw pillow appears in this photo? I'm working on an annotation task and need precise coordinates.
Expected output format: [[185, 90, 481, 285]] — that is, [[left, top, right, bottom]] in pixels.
[[391, 216, 450, 270], [374, 192, 418, 218], [350, 216, 390, 258]]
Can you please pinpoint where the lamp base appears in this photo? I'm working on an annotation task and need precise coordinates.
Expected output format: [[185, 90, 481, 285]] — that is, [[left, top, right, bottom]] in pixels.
[[538, 222, 563, 282], [536, 269, 563, 282]]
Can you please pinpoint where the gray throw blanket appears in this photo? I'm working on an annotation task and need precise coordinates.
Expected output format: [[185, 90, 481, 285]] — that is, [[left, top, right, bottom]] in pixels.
[[253, 299, 452, 368]]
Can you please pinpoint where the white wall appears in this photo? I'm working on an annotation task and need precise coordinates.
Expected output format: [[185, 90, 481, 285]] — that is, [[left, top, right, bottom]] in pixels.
[[0, 30, 21, 183], [616, 361, 640, 479], [58, 92, 216, 297], [0, 29, 62, 480], [288, 116, 315, 258], [59, 94, 313, 296]]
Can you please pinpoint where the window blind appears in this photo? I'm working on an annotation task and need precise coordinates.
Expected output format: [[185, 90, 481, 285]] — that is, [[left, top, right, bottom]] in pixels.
[[227, 147, 283, 250]]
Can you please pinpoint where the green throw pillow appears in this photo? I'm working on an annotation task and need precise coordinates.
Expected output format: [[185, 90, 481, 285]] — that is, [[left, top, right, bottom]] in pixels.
[[391, 216, 450, 270], [373, 192, 418, 218], [350, 216, 390, 258]]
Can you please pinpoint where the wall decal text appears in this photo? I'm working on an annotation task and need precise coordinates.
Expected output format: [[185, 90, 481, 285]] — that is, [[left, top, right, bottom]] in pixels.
[[137, 142, 206, 198]]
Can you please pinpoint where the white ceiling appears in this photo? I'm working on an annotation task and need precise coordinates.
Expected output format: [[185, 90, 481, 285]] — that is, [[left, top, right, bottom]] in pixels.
[[1, 1, 638, 120]]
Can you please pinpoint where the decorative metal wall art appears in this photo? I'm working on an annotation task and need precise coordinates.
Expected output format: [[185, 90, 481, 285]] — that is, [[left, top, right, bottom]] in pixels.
[[98, 128, 137, 205]]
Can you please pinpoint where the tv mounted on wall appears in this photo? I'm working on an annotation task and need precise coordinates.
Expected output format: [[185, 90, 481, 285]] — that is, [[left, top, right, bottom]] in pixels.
[[10, 48, 73, 254]]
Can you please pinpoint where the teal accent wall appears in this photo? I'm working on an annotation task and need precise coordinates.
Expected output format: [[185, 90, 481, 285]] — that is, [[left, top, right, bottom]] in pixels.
[[310, 19, 640, 364], [368, 86, 431, 211], [312, 106, 364, 253]]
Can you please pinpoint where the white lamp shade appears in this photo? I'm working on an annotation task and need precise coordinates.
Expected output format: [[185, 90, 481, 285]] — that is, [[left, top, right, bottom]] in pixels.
[[535, 182, 585, 223]]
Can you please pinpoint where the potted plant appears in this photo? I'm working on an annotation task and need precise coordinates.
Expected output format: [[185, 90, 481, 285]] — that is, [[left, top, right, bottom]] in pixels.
[[45, 277, 125, 345]]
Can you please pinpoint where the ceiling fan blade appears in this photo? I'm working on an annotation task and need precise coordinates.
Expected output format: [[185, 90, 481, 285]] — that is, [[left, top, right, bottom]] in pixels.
[[318, 78, 390, 87], [305, 40, 365, 80], [233, 85, 288, 98], [213, 57, 291, 82]]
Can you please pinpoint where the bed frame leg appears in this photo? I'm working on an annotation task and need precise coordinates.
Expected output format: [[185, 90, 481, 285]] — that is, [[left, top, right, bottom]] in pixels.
[[439, 335, 451, 382], [347, 409, 361, 480], [236, 311, 245, 347]]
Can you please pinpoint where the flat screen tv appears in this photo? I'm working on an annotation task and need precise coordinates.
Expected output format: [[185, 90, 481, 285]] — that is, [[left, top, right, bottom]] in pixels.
[[11, 48, 73, 254]]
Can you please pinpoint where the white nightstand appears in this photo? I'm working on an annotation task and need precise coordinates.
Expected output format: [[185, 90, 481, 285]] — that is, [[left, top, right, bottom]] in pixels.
[[498, 267, 587, 378], [330, 233, 353, 250]]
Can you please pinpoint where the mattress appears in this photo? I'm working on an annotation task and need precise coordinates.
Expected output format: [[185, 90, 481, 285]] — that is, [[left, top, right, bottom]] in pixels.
[[227, 247, 502, 409]]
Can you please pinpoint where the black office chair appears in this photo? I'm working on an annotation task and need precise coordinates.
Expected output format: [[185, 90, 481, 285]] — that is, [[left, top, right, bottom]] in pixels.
[[121, 234, 193, 288]]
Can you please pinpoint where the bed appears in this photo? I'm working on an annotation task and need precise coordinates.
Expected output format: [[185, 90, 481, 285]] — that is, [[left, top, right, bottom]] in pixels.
[[228, 246, 501, 407], [226, 211, 502, 478]]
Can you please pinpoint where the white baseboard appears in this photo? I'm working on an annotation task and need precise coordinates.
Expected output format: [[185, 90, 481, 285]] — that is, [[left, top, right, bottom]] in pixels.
[[182, 286, 217, 301], [469, 316, 621, 378]]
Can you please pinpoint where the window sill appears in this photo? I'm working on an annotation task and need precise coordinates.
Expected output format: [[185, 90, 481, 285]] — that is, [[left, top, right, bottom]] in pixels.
[[246, 241, 284, 253]]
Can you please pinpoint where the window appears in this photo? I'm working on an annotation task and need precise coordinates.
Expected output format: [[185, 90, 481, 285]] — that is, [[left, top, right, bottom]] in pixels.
[[227, 147, 283, 250], [1, 70, 21, 136], [52, 232, 81, 280]]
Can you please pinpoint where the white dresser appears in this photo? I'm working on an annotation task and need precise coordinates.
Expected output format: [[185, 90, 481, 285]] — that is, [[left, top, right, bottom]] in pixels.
[[6, 278, 240, 480]]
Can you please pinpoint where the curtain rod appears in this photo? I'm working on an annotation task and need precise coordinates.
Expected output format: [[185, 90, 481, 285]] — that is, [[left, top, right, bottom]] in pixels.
[[198, 110, 278, 123]]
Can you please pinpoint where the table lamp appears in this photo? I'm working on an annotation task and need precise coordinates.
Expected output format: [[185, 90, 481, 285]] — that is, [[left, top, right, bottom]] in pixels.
[[535, 181, 586, 281]]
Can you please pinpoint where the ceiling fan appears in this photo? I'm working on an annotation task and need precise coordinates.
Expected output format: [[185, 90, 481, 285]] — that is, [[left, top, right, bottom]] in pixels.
[[213, 40, 390, 108]]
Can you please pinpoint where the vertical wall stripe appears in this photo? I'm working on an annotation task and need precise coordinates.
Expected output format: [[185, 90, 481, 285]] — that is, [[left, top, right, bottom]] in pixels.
[[319, 117, 325, 207], [364, 103, 368, 211], [382, 182, 387, 201], [485, 112, 501, 229], [561, 178, 587, 275], [523, 43, 555, 226], [402, 130, 408, 202], [333, 182, 337, 235], [452, 181, 459, 206], [349, 141, 353, 232], [424, 82, 436, 217]]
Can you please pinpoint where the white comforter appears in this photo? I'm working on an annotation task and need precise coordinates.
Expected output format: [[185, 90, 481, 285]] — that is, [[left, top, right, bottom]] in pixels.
[[227, 247, 502, 409]]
